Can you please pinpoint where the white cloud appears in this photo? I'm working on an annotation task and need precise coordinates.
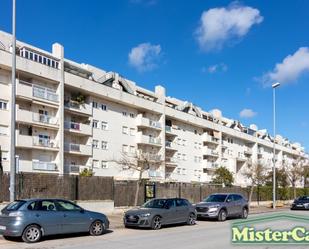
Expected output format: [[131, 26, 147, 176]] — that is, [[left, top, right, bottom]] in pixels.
[[205, 63, 228, 73], [128, 43, 161, 72], [195, 3, 263, 52], [239, 108, 257, 118], [261, 47, 309, 86]]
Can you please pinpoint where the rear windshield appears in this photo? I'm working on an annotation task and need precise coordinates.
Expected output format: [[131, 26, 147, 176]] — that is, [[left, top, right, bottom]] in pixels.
[[4, 200, 27, 211], [203, 194, 227, 203]]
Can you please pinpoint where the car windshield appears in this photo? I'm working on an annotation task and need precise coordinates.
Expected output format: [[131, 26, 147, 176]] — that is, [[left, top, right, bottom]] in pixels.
[[4, 200, 27, 211], [143, 199, 167, 209], [203, 194, 227, 203], [298, 196, 309, 201]]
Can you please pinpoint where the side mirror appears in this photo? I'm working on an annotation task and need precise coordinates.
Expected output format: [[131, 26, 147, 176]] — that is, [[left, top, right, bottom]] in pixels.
[[80, 208, 85, 213]]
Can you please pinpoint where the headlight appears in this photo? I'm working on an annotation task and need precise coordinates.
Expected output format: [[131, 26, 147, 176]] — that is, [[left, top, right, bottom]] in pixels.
[[208, 205, 220, 212], [139, 213, 151, 218]]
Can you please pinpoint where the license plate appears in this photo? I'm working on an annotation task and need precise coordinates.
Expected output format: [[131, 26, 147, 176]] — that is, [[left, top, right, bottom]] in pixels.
[[0, 225, 6, 230]]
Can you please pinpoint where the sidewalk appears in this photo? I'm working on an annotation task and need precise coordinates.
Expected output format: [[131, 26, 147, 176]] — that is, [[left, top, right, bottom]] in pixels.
[[107, 205, 291, 229]]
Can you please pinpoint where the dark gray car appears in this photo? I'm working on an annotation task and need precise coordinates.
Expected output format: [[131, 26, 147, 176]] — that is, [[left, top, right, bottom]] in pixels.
[[124, 198, 197, 229], [0, 198, 109, 243], [195, 193, 248, 221]]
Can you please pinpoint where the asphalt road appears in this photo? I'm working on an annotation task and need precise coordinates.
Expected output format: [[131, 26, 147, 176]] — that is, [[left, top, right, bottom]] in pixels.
[[1, 210, 308, 249]]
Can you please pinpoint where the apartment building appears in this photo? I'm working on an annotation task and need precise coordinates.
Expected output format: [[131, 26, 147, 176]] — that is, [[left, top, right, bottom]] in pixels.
[[0, 30, 307, 186]]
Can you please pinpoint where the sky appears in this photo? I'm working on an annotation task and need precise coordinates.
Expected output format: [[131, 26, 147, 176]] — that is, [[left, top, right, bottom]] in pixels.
[[0, 0, 309, 151]]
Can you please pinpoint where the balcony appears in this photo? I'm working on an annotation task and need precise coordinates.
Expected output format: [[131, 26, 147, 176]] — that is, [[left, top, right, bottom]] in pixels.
[[221, 140, 228, 148], [148, 170, 163, 178], [136, 115, 161, 130], [165, 141, 178, 151], [165, 126, 177, 136], [16, 133, 58, 151], [64, 100, 92, 116], [64, 121, 92, 136], [165, 157, 177, 167], [203, 134, 219, 144], [203, 148, 219, 157], [64, 164, 81, 174], [64, 143, 92, 156], [205, 162, 219, 170], [16, 80, 59, 105], [236, 154, 247, 162], [16, 108, 58, 128], [32, 160, 58, 171], [136, 132, 162, 147], [244, 148, 253, 155]]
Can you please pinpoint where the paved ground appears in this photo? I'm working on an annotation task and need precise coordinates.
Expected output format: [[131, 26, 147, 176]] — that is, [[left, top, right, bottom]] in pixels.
[[1, 209, 308, 249]]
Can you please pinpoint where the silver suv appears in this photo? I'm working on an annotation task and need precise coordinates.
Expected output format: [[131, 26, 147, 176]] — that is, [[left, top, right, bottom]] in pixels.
[[195, 193, 248, 221]]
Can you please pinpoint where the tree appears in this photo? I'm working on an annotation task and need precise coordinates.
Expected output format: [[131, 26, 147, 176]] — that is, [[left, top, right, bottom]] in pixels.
[[115, 150, 163, 206], [243, 162, 268, 206], [265, 168, 289, 188], [79, 168, 94, 177], [284, 158, 306, 199], [211, 166, 234, 187]]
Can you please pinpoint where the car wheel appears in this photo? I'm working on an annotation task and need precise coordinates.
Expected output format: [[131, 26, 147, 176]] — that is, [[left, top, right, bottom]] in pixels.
[[22, 224, 42, 243], [241, 208, 248, 219], [89, 220, 106, 236], [151, 216, 162, 230], [187, 213, 196, 225], [218, 209, 227, 222]]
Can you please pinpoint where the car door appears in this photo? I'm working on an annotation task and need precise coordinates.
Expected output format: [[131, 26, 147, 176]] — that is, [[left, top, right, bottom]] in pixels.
[[30, 200, 63, 235], [55, 200, 90, 234], [175, 199, 189, 223], [233, 195, 244, 215], [225, 195, 236, 216], [162, 199, 177, 225]]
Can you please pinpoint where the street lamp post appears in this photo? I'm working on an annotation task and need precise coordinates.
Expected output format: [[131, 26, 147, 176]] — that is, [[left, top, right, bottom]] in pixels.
[[272, 82, 280, 209], [9, 0, 16, 202]]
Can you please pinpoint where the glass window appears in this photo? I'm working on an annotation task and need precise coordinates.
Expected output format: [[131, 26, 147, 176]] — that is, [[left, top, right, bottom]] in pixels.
[[101, 161, 108, 169], [5, 200, 26, 211], [203, 194, 228, 203], [0, 101, 8, 110], [38, 55, 42, 63], [122, 144, 128, 153], [129, 113, 135, 118], [93, 160, 99, 168], [101, 141, 108, 150], [93, 140, 99, 149], [176, 199, 188, 207], [101, 104, 107, 111], [0, 125, 8, 135], [92, 101, 98, 108], [92, 120, 99, 128], [122, 126, 128, 134], [37, 200, 56, 211], [122, 111, 127, 116], [101, 121, 108, 130], [130, 128, 135, 136], [56, 200, 81, 211]]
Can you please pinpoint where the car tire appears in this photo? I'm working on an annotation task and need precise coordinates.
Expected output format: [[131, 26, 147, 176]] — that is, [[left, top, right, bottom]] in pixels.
[[218, 209, 227, 222], [89, 220, 106, 236], [22, 224, 42, 243], [151, 216, 162, 230], [187, 213, 196, 225], [241, 208, 248, 219]]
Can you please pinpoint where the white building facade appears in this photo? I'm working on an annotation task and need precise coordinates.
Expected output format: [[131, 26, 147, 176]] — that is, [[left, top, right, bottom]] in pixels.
[[0, 30, 307, 186]]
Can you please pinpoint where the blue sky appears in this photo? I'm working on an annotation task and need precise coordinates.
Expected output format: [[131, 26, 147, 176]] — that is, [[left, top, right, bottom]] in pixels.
[[1, 0, 309, 151]]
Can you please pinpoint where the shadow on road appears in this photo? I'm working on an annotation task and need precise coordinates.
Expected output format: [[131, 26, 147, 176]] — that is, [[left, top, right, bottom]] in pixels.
[[2, 230, 114, 243]]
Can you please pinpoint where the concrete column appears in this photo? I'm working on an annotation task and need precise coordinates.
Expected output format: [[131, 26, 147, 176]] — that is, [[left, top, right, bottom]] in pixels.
[[155, 85, 166, 181], [52, 43, 64, 174]]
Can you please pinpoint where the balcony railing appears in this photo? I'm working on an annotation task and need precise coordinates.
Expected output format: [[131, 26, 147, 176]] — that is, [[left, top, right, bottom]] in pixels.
[[33, 85, 58, 103], [64, 121, 80, 130], [33, 137, 57, 148], [149, 120, 161, 129], [32, 113, 58, 125], [149, 137, 161, 145], [65, 164, 80, 173], [32, 161, 57, 171], [65, 143, 80, 152]]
